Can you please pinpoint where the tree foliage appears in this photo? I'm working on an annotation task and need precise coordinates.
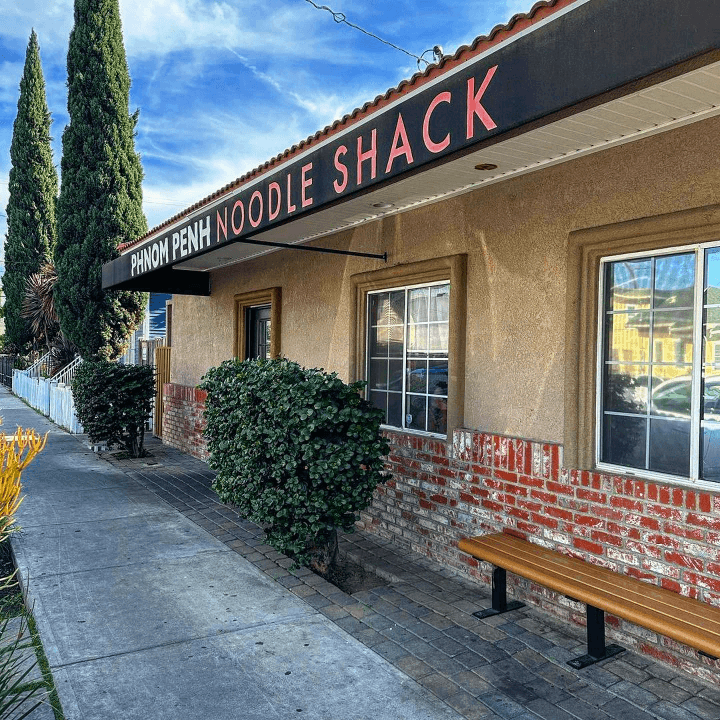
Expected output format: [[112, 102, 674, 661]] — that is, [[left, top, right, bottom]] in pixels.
[[72, 360, 154, 457], [200, 359, 390, 568], [54, 0, 147, 361], [2, 30, 58, 350]]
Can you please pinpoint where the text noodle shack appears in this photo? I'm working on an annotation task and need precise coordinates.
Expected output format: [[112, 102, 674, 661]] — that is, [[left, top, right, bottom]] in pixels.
[[129, 65, 500, 278]]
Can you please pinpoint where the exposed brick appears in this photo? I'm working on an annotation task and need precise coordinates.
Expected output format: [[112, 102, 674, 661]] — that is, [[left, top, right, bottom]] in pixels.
[[573, 538, 603, 555], [610, 496, 644, 512], [687, 513, 720, 531]]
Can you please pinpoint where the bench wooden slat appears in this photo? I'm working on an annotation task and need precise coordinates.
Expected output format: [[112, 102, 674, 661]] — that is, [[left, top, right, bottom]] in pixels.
[[472, 535, 718, 630], [459, 533, 720, 658], [484, 540, 720, 640]]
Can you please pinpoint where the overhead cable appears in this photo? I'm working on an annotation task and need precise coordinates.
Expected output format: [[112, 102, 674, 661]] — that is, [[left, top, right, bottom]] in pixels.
[[303, 1, 442, 69]]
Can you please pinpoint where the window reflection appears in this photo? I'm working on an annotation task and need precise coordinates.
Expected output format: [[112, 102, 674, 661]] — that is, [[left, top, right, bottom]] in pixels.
[[367, 282, 449, 436], [601, 253, 695, 477], [654, 254, 695, 309], [606, 259, 651, 311]]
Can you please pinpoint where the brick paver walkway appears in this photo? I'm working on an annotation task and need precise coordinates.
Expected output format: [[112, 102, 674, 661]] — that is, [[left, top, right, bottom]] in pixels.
[[104, 437, 720, 720]]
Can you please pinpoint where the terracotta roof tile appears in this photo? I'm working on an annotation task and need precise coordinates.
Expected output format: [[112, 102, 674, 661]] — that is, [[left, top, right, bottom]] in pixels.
[[121, 0, 577, 251]]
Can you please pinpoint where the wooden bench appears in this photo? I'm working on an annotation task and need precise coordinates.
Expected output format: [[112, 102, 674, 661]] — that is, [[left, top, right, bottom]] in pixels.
[[458, 532, 720, 669]]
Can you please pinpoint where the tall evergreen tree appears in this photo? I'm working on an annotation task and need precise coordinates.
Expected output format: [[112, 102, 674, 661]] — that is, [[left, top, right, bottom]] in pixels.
[[54, 0, 146, 360], [3, 30, 58, 349]]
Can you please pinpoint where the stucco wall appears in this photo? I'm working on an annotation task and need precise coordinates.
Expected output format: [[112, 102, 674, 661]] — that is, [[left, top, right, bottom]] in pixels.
[[170, 115, 720, 445]]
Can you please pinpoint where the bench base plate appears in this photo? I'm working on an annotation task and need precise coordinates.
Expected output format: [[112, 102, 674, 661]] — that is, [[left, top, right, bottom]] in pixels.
[[472, 600, 525, 619], [568, 643, 625, 669]]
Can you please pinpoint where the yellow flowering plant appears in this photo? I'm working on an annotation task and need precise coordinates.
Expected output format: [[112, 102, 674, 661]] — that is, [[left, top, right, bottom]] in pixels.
[[0, 426, 47, 544]]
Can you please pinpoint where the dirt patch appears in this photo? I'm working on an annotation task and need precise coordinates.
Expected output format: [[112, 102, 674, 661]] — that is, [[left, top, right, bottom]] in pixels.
[[319, 556, 389, 595]]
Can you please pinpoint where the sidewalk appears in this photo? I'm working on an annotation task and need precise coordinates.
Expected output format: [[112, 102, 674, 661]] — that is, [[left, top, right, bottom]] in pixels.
[[4, 386, 720, 720]]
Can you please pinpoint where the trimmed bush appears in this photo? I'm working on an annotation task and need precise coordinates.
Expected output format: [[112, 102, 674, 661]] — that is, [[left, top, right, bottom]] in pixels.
[[72, 361, 154, 457], [200, 358, 390, 568]]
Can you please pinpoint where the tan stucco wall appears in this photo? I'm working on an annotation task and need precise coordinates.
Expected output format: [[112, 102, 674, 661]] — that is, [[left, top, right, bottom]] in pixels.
[[170, 115, 720, 444]]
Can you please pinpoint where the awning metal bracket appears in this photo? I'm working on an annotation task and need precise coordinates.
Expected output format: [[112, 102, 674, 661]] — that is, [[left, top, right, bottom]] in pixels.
[[232, 237, 387, 261]]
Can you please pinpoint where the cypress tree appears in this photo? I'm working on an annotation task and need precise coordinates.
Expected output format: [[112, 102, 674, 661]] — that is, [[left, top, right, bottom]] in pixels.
[[3, 30, 58, 350], [54, 0, 146, 360]]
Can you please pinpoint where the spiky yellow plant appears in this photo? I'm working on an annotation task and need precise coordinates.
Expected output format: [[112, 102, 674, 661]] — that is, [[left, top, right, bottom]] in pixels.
[[0, 427, 47, 543]]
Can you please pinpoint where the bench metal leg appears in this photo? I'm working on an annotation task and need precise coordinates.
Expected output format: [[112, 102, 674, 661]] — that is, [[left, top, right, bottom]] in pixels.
[[472, 567, 525, 619], [567, 605, 625, 669]]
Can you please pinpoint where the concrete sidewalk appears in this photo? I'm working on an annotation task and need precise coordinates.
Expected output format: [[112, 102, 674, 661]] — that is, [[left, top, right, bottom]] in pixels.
[[4, 385, 720, 720], [3, 388, 459, 720]]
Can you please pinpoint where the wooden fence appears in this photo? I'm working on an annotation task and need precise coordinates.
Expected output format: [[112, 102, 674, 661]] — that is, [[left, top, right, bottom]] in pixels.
[[154, 346, 171, 437]]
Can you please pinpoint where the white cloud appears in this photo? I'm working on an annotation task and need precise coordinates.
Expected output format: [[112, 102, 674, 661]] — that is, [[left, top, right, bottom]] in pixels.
[[118, 0, 354, 63], [504, 0, 536, 20], [0, 0, 73, 48]]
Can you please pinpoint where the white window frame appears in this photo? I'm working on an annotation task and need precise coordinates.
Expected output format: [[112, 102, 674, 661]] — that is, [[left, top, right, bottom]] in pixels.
[[596, 241, 720, 488], [366, 279, 450, 439]]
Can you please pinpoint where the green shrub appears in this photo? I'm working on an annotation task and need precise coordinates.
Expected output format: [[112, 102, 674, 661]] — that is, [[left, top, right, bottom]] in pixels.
[[200, 358, 390, 568], [72, 361, 154, 458]]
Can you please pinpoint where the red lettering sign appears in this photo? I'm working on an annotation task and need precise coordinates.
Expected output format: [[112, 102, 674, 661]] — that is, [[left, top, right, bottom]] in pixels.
[[423, 91, 452, 153], [385, 113, 414, 174], [333, 145, 348, 194], [357, 129, 377, 185], [466, 65, 498, 138]]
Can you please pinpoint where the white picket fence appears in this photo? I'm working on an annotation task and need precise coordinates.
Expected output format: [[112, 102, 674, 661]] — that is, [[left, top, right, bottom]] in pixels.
[[12, 369, 84, 434]]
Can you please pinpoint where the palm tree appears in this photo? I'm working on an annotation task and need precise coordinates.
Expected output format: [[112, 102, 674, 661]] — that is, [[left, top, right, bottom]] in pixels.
[[21, 263, 78, 375]]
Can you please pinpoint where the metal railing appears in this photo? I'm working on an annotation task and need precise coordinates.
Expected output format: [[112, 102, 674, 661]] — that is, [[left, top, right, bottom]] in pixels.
[[50, 355, 83, 385], [26, 351, 53, 378], [0, 356, 16, 388]]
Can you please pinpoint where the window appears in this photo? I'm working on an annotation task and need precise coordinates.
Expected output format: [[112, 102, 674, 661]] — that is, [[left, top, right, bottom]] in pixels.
[[234, 288, 281, 360], [246, 305, 272, 360], [367, 282, 449, 435], [352, 254, 467, 439], [598, 244, 720, 482]]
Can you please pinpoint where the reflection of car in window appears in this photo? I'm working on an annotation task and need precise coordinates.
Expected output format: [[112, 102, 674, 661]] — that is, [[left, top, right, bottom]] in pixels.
[[652, 376, 720, 422]]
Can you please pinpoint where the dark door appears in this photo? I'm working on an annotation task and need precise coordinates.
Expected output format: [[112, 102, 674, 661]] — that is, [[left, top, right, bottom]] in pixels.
[[246, 305, 271, 359]]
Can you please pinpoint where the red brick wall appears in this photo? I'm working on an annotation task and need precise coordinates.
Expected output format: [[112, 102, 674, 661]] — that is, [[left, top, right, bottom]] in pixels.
[[359, 428, 720, 683], [161, 383, 209, 461], [161, 382, 719, 681]]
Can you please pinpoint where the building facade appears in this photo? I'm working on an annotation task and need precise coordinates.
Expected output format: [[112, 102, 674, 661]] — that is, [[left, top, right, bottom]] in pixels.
[[103, 0, 720, 682]]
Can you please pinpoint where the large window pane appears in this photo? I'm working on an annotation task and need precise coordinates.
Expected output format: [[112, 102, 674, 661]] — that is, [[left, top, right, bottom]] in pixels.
[[387, 392, 403, 428], [429, 285, 449, 322], [429, 324, 449, 354], [406, 395, 427, 432], [651, 309, 693, 353], [429, 395, 447, 434], [703, 367, 720, 422], [605, 311, 650, 362], [408, 360, 428, 393], [370, 291, 405, 326], [368, 359, 388, 390], [388, 359, 403, 391], [428, 360, 449, 396], [408, 287, 429, 323], [649, 419, 690, 476], [602, 414, 646, 469], [653, 253, 695, 309], [701, 421, 720, 482], [408, 324, 429, 353], [388, 325, 404, 357], [705, 248, 720, 306], [605, 259, 651, 311], [369, 292, 389, 326], [369, 391, 388, 425], [603, 365, 648, 414], [651, 374, 692, 418], [369, 326, 390, 358]]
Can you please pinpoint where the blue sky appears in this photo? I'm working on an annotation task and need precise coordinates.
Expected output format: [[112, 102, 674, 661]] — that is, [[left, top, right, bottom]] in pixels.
[[0, 0, 532, 270]]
